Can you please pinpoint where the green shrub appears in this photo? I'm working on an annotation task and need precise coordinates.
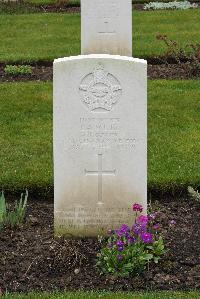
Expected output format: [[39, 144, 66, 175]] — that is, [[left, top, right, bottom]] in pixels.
[[0, 190, 28, 229], [156, 34, 200, 75], [4, 65, 32, 76], [144, 1, 198, 10]]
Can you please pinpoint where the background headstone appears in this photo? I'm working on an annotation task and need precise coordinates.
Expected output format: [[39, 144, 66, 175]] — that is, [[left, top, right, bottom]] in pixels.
[[81, 0, 132, 56], [54, 55, 147, 237]]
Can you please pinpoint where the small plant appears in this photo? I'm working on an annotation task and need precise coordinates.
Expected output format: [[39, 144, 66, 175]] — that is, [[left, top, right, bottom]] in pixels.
[[188, 186, 200, 202], [144, 1, 198, 10], [4, 65, 32, 76], [156, 34, 200, 75], [0, 191, 6, 225], [0, 190, 28, 229], [97, 203, 166, 277]]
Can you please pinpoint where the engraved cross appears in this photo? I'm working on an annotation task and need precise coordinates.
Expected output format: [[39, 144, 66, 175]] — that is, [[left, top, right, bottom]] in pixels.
[[85, 153, 116, 205]]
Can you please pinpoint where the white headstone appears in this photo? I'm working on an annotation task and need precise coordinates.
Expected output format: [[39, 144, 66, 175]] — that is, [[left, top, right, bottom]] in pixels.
[[54, 55, 147, 237], [81, 0, 132, 56]]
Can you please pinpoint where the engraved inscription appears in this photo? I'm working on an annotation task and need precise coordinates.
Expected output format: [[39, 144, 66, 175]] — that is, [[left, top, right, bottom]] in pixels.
[[85, 153, 116, 205], [80, 118, 120, 131], [79, 64, 122, 112], [65, 118, 139, 151], [56, 207, 133, 230]]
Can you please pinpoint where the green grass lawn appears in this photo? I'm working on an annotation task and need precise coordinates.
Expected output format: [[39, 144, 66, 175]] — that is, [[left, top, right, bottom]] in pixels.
[[0, 80, 199, 194], [0, 10, 199, 63], [0, 82, 52, 192], [148, 80, 200, 192], [1, 292, 200, 299]]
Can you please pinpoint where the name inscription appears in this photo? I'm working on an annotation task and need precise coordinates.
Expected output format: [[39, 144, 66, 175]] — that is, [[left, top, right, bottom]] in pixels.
[[64, 118, 139, 151]]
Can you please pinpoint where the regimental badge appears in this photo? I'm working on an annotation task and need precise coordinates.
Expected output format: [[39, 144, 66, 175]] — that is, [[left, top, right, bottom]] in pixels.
[[79, 64, 122, 112]]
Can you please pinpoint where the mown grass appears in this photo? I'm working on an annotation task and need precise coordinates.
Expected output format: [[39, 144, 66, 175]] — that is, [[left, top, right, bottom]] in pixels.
[[0, 82, 52, 192], [148, 80, 200, 192], [0, 10, 199, 62], [1, 291, 200, 299], [0, 80, 199, 194]]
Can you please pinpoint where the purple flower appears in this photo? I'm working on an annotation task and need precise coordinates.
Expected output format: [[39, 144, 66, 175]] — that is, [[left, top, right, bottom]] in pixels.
[[120, 224, 130, 232], [117, 254, 123, 261], [116, 240, 124, 247], [169, 220, 176, 225], [115, 224, 130, 237], [140, 232, 153, 243], [149, 212, 158, 220], [115, 229, 125, 237], [132, 203, 143, 213], [152, 224, 160, 230], [137, 215, 149, 225], [127, 236, 135, 244], [132, 223, 147, 235], [118, 246, 124, 252]]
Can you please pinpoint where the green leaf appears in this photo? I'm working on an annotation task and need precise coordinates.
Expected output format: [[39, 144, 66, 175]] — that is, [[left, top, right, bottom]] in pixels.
[[123, 263, 133, 271], [142, 253, 154, 261], [0, 191, 6, 223], [154, 257, 160, 264]]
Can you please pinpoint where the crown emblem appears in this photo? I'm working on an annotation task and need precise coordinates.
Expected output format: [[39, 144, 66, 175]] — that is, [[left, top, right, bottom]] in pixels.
[[79, 64, 122, 112]]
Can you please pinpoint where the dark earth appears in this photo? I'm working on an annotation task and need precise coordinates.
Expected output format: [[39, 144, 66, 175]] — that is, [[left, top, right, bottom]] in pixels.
[[0, 198, 199, 293], [34, 3, 200, 13], [0, 61, 199, 82], [0, 3, 144, 14], [0, 2, 199, 14], [28, 4, 146, 13]]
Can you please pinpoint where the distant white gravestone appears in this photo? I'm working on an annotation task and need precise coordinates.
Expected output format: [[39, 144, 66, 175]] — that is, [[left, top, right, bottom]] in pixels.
[[54, 55, 147, 237], [81, 0, 132, 56]]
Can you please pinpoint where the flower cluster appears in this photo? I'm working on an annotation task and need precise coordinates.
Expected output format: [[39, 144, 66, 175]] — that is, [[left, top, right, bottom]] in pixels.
[[144, 1, 198, 11], [97, 203, 166, 277], [112, 204, 159, 251], [132, 203, 143, 212]]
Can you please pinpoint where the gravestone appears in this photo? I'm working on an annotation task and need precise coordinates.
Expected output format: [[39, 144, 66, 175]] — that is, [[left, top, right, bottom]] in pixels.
[[54, 55, 147, 237], [54, 0, 147, 237], [81, 0, 132, 56]]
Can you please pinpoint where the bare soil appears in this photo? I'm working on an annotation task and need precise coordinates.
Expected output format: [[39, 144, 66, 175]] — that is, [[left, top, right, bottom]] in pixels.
[[0, 62, 199, 82], [37, 4, 145, 13], [0, 198, 199, 293], [0, 2, 199, 14]]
